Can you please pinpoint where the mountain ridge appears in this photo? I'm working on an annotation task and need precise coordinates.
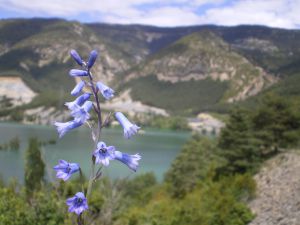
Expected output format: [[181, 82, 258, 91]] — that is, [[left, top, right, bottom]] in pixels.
[[0, 18, 299, 116]]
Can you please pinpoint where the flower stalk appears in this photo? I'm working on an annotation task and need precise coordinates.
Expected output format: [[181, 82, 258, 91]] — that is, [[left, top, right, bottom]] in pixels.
[[53, 49, 142, 225]]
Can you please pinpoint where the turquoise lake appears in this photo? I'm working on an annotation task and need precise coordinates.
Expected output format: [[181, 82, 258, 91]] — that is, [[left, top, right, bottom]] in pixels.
[[0, 122, 190, 183]]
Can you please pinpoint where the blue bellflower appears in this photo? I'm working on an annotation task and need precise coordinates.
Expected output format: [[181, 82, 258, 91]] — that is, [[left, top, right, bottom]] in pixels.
[[65, 93, 91, 111], [71, 81, 85, 96], [66, 192, 88, 215], [115, 112, 140, 139], [54, 120, 83, 138], [93, 141, 115, 166], [96, 82, 114, 100], [69, 69, 88, 77], [114, 151, 141, 172], [53, 159, 80, 181], [71, 101, 93, 123], [70, 50, 83, 66]]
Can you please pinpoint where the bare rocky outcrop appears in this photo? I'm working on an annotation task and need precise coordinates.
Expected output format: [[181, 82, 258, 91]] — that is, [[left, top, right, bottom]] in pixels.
[[0, 76, 36, 105], [102, 89, 168, 117], [249, 152, 300, 225]]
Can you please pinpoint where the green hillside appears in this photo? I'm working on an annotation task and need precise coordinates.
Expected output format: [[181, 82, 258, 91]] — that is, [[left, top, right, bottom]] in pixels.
[[125, 76, 228, 115], [0, 19, 132, 93]]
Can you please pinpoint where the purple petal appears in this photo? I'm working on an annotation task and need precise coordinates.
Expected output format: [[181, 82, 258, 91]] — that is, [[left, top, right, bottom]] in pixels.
[[59, 159, 68, 165], [97, 142, 106, 149], [66, 197, 76, 205], [82, 101, 93, 112], [75, 93, 91, 106]]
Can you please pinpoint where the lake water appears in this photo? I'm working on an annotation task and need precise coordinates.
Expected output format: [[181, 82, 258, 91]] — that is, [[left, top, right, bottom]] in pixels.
[[0, 122, 190, 183]]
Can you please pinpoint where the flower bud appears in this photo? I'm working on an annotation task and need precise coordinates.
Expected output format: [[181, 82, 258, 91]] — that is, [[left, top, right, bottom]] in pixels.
[[71, 81, 85, 96], [69, 69, 88, 77], [87, 50, 98, 69], [70, 50, 83, 66]]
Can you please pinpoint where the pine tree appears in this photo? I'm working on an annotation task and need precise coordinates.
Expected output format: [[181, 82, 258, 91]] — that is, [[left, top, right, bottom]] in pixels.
[[252, 94, 300, 155], [218, 108, 261, 174], [24, 138, 45, 196]]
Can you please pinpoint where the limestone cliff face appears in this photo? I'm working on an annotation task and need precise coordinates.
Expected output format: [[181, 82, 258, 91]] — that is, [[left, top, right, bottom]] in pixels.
[[0, 76, 36, 105], [249, 152, 300, 225]]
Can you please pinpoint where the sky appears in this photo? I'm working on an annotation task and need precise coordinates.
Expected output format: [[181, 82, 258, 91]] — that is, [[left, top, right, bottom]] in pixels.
[[0, 0, 299, 29]]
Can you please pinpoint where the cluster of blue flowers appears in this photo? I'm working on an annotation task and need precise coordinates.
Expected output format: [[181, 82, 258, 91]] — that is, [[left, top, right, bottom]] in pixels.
[[53, 49, 141, 217]]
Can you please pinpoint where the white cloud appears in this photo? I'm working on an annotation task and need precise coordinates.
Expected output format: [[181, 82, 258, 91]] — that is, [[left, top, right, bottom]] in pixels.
[[199, 0, 300, 29], [105, 7, 202, 26], [0, 0, 299, 28]]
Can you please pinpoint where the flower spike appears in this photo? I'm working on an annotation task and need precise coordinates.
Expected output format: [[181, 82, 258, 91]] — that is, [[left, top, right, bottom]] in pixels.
[[53, 49, 143, 218]]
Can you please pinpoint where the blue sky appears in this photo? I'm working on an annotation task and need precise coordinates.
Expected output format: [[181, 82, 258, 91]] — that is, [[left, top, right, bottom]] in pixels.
[[0, 0, 299, 28]]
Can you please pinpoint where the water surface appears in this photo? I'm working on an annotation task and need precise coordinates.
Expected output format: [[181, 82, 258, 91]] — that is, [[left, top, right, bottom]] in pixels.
[[0, 122, 190, 183]]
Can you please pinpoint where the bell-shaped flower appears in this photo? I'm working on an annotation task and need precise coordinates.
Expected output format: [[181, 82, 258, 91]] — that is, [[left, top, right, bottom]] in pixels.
[[66, 192, 88, 215], [114, 151, 141, 172], [69, 69, 88, 77], [71, 81, 85, 96], [70, 50, 83, 66], [65, 93, 91, 111], [87, 50, 98, 69], [71, 101, 93, 123], [54, 120, 83, 138], [115, 112, 140, 139], [96, 82, 114, 100], [53, 159, 80, 181], [93, 141, 115, 166]]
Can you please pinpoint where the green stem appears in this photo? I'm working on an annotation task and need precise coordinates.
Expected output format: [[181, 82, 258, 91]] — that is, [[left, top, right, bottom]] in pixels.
[[77, 213, 84, 225]]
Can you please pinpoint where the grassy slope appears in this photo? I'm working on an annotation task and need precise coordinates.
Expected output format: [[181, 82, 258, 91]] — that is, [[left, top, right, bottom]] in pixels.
[[126, 75, 228, 115]]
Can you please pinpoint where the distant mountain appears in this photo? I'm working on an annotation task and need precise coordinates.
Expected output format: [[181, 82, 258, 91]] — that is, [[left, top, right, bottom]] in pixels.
[[124, 31, 276, 114], [0, 18, 299, 116]]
